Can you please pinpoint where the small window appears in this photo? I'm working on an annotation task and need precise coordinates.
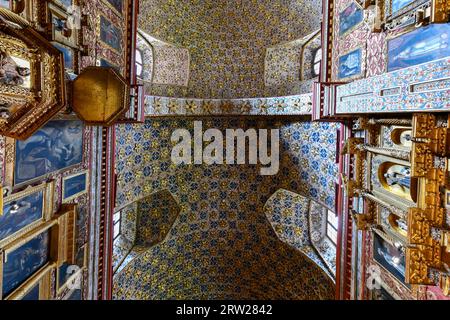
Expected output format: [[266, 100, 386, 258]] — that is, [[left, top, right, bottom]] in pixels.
[[113, 210, 121, 240], [312, 47, 322, 78], [135, 49, 143, 78], [326, 209, 337, 245]]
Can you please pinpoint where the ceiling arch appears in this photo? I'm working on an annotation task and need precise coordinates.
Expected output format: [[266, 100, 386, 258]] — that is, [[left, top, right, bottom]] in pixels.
[[139, 0, 322, 99]]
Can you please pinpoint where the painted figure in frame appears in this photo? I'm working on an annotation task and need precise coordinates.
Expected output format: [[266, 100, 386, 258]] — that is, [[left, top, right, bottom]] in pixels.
[[384, 166, 410, 189], [373, 233, 406, 283], [0, 191, 44, 241], [0, 51, 31, 87], [14, 121, 84, 185], [338, 49, 361, 79], [100, 16, 122, 52], [388, 24, 450, 71], [339, 2, 363, 36], [2, 231, 50, 298], [63, 172, 87, 200]]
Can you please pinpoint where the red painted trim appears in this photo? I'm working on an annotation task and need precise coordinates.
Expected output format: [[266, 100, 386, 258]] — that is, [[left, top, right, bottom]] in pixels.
[[335, 122, 355, 300], [106, 127, 116, 300]]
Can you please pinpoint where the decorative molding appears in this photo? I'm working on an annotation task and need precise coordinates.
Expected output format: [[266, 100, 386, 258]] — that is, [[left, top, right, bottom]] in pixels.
[[144, 94, 313, 117], [336, 58, 450, 114]]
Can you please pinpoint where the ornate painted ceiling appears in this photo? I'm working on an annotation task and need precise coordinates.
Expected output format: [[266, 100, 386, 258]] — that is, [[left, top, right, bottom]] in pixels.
[[139, 0, 322, 99]]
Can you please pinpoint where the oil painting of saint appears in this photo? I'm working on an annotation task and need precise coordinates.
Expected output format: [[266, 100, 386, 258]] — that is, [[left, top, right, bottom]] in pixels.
[[339, 2, 363, 36], [63, 172, 87, 201], [0, 51, 31, 88], [388, 24, 450, 72], [373, 233, 406, 283], [338, 49, 362, 79], [0, 190, 44, 241], [1, 231, 50, 298], [100, 16, 122, 52], [14, 120, 84, 185]]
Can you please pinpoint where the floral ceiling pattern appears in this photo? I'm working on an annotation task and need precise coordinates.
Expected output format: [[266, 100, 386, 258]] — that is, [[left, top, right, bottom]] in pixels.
[[139, 0, 322, 99]]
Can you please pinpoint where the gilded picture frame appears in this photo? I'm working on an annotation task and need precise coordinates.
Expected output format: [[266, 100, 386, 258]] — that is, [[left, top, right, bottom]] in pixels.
[[4, 262, 55, 300], [372, 229, 410, 289], [0, 8, 66, 140], [0, 220, 56, 299], [47, 2, 79, 49], [337, 46, 366, 81], [54, 205, 81, 296], [62, 170, 89, 203], [338, 1, 365, 37], [98, 14, 123, 53], [386, 23, 450, 73], [3, 120, 85, 188], [0, 181, 55, 248]]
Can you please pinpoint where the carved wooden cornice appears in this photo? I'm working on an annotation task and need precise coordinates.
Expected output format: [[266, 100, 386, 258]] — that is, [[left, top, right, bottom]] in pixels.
[[404, 113, 450, 293]]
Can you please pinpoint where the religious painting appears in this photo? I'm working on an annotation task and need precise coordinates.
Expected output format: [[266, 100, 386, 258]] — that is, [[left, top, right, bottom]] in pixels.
[[1, 230, 50, 298], [62, 171, 88, 203], [0, 51, 31, 89], [3, 262, 54, 300], [0, 10, 66, 139], [338, 48, 362, 79], [102, 0, 124, 16], [12, 120, 84, 186], [99, 15, 123, 53], [48, 3, 79, 48], [0, 182, 54, 247], [373, 231, 406, 284], [53, 42, 74, 72], [387, 24, 450, 72], [339, 2, 364, 36]]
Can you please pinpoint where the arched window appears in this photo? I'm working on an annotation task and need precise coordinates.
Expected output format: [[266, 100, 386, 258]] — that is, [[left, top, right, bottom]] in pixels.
[[135, 49, 143, 78], [326, 209, 337, 245], [312, 47, 322, 78]]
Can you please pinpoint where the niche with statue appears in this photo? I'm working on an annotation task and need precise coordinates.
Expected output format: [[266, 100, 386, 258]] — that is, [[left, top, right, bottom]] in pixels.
[[371, 155, 418, 211]]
